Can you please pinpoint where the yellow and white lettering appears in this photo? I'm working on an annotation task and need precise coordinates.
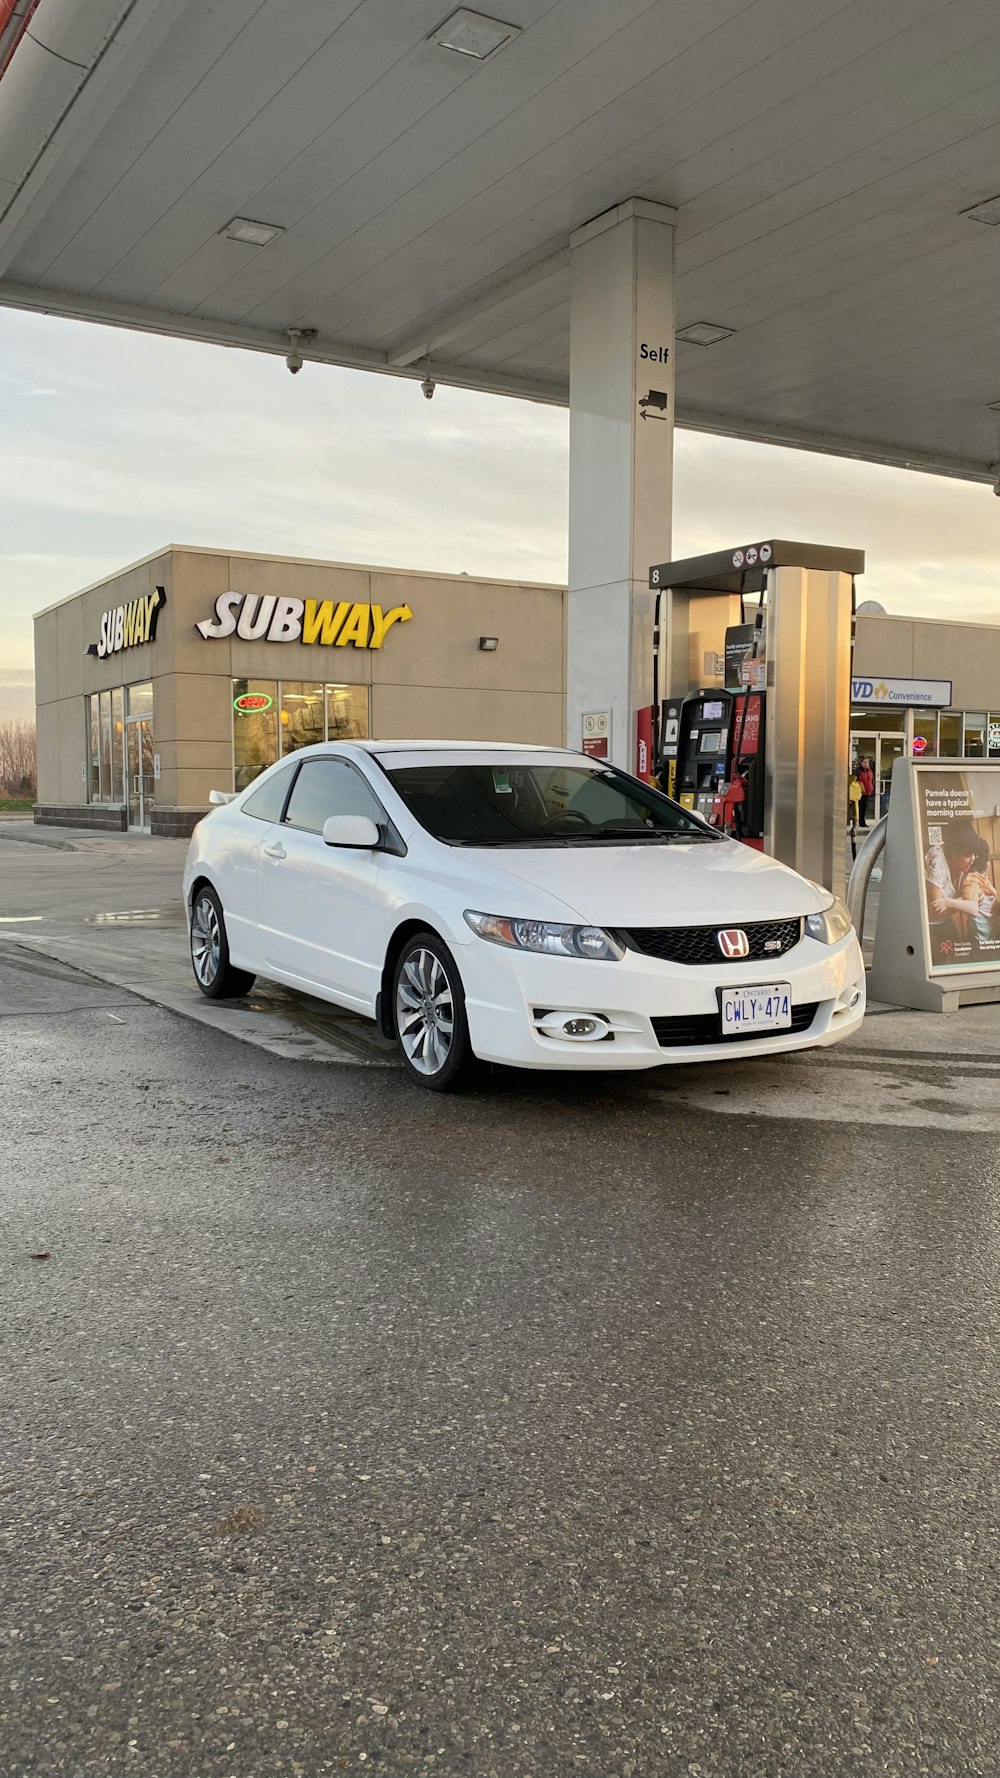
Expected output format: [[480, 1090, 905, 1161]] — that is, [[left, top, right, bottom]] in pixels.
[[369, 603, 413, 649], [113, 607, 124, 652], [267, 597, 305, 643]]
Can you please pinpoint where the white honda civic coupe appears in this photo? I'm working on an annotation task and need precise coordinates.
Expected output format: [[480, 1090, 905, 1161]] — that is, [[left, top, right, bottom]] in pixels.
[[182, 741, 865, 1091]]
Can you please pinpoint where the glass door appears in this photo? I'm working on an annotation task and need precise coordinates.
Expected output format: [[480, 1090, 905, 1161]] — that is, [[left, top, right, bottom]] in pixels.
[[850, 732, 878, 829], [125, 717, 154, 830], [876, 734, 905, 815]]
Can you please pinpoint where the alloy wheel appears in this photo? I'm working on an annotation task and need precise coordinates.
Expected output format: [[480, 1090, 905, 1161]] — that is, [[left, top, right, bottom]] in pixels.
[[395, 947, 455, 1076], [191, 894, 221, 988]]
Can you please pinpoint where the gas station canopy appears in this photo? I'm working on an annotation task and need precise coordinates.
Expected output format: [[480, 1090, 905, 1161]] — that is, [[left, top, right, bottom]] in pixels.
[[1, 0, 999, 480]]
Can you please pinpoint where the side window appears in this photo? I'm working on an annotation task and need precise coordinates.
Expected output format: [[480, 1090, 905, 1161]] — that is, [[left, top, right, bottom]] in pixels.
[[241, 762, 297, 823], [282, 759, 385, 836]]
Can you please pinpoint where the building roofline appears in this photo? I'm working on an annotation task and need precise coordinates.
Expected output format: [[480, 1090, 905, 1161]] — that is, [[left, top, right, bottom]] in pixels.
[[33, 544, 566, 619], [855, 610, 1000, 633]]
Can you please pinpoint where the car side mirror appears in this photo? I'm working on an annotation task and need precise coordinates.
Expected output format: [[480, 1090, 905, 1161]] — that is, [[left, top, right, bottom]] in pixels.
[[322, 814, 381, 849]]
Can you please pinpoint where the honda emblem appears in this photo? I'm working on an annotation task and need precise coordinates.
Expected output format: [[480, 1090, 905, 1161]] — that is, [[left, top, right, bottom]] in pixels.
[[718, 928, 750, 959]]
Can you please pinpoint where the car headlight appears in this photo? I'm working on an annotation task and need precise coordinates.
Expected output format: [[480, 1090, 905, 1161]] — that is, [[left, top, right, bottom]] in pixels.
[[805, 895, 853, 945], [464, 911, 624, 960]]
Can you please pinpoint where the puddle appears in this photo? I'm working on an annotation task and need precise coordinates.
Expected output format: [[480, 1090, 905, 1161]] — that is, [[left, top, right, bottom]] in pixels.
[[87, 907, 185, 926], [246, 983, 398, 1062]]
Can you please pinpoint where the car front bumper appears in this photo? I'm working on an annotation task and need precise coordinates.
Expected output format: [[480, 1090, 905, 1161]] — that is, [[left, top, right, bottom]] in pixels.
[[457, 930, 865, 1070]]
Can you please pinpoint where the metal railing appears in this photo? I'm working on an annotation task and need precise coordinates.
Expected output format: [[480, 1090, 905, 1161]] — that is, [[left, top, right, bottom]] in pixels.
[[847, 814, 887, 939]]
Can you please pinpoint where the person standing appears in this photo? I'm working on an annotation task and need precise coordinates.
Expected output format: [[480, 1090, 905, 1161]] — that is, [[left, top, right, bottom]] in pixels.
[[857, 756, 875, 825], [849, 770, 863, 830]]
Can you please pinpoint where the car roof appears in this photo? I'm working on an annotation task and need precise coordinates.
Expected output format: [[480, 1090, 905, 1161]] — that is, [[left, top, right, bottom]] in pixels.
[[361, 740, 577, 756]]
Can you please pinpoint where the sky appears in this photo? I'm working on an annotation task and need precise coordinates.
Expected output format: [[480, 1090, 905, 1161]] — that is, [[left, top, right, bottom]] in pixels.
[[2, 304, 999, 722]]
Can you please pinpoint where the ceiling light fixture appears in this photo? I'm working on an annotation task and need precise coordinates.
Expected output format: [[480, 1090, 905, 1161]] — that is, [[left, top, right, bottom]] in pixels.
[[962, 196, 1000, 226], [478, 636, 499, 652], [221, 217, 285, 246], [676, 321, 736, 346], [432, 8, 520, 60]]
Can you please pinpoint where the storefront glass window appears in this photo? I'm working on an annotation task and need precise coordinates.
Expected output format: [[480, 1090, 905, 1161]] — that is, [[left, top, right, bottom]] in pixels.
[[326, 684, 369, 741], [111, 688, 124, 802], [913, 711, 938, 755], [88, 697, 101, 801], [964, 712, 987, 757], [127, 681, 154, 719], [280, 682, 325, 756], [100, 691, 113, 802], [989, 715, 1000, 757], [938, 711, 962, 757], [233, 678, 279, 790]]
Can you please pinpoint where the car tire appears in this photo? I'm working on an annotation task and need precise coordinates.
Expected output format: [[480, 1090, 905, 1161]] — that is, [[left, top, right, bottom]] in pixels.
[[189, 884, 255, 1000], [392, 931, 474, 1092]]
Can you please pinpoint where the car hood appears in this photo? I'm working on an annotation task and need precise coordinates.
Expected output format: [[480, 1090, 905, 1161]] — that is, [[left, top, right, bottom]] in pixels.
[[463, 838, 830, 927]]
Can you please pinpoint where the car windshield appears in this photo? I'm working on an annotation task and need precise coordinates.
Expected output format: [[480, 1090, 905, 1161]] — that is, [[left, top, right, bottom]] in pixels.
[[385, 760, 723, 846]]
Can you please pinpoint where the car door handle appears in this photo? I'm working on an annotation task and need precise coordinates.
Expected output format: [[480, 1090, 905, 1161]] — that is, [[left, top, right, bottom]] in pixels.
[[263, 842, 286, 860]]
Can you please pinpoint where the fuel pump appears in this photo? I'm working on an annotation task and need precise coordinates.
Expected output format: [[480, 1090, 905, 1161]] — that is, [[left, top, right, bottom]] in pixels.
[[648, 540, 863, 894], [673, 689, 737, 818]]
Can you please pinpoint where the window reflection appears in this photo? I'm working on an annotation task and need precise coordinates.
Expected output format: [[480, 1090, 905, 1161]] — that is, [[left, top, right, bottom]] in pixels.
[[280, 682, 324, 755], [233, 678, 279, 789]]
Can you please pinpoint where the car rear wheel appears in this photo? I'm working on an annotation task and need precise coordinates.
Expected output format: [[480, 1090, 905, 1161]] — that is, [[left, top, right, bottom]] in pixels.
[[393, 932, 474, 1092], [190, 885, 255, 1000]]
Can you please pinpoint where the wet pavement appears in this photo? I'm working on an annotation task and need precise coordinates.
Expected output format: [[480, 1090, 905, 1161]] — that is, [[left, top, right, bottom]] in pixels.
[[4, 838, 1000, 1776]]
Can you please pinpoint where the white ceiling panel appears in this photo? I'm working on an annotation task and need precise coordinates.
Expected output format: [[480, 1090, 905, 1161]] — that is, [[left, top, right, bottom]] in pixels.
[[0, 0, 998, 475]]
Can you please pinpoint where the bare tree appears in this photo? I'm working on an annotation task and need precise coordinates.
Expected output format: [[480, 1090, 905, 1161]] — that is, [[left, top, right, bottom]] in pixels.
[[0, 721, 36, 796]]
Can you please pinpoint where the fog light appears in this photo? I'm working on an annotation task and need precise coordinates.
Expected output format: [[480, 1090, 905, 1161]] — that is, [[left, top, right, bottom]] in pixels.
[[536, 1011, 612, 1042]]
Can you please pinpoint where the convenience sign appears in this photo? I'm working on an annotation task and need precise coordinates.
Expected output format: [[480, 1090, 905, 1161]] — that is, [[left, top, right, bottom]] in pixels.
[[852, 676, 952, 708]]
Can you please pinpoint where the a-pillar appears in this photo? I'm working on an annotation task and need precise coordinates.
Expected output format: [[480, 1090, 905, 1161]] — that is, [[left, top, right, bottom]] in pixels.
[[566, 199, 676, 770]]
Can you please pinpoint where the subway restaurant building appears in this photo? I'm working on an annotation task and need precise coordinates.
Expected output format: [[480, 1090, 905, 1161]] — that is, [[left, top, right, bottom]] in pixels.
[[33, 546, 565, 836]]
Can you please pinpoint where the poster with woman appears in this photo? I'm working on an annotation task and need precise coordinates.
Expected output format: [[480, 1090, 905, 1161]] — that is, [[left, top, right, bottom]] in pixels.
[[919, 770, 1000, 968]]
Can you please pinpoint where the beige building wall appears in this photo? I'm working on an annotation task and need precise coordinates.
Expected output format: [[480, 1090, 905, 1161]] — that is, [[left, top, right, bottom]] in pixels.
[[34, 545, 566, 831], [854, 613, 1000, 708]]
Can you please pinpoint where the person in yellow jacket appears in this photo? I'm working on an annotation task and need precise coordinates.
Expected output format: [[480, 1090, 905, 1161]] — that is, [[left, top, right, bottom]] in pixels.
[[848, 771, 864, 829]]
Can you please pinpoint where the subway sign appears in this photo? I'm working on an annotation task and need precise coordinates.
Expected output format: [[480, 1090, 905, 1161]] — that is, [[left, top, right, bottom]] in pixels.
[[197, 591, 412, 649], [94, 586, 166, 658]]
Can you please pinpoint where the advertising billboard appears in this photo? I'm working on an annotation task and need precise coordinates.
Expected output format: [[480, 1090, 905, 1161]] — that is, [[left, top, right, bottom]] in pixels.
[[918, 767, 1000, 971]]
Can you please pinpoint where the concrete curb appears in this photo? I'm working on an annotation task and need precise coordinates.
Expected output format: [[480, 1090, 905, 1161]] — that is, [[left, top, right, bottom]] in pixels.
[[0, 825, 79, 851], [0, 928, 399, 1070]]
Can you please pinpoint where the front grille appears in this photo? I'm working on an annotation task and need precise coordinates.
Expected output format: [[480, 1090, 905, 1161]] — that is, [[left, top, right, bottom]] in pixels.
[[651, 1002, 819, 1048], [622, 917, 803, 966]]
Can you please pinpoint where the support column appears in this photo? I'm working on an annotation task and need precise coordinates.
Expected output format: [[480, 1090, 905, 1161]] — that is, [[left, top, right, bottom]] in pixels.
[[566, 199, 676, 770]]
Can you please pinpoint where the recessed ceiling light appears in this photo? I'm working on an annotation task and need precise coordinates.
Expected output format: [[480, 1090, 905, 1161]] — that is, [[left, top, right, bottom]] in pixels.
[[962, 196, 1000, 226], [221, 217, 285, 247], [431, 8, 519, 60], [676, 321, 736, 346]]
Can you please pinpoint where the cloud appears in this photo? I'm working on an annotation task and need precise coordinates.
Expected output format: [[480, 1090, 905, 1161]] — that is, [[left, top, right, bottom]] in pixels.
[[2, 303, 999, 722]]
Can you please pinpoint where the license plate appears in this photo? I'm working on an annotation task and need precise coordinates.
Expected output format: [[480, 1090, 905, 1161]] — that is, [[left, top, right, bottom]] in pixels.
[[719, 983, 792, 1035]]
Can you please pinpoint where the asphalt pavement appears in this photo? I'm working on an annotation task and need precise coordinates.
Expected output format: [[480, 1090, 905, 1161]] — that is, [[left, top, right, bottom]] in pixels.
[[4, 831, 1000, 1777]]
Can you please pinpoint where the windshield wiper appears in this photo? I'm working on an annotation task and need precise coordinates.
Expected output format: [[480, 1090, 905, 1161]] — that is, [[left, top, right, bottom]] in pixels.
[[541, 828, 716, 844]]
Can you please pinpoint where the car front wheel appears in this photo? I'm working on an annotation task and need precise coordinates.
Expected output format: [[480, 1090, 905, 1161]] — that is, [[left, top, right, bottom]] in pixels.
[[190, 885, 255, 1000], [392, 932, 474, 1091]]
